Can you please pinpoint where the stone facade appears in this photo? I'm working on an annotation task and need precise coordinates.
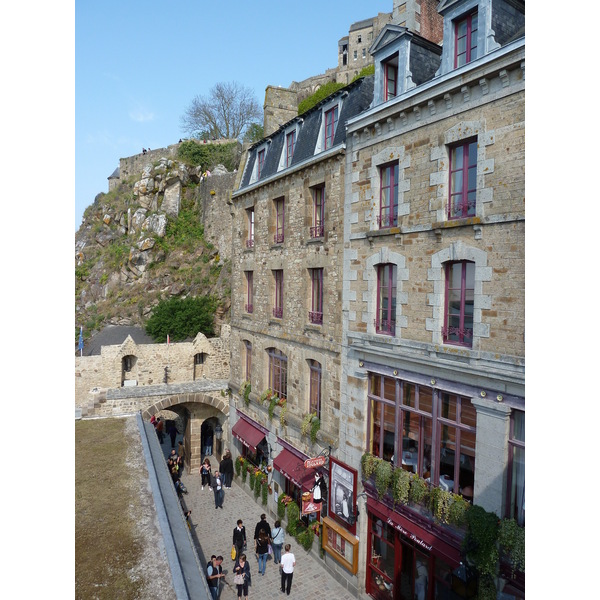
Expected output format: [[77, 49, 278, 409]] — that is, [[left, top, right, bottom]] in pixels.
[[75, 325, 231, 408], [263, 86, 299, 137]]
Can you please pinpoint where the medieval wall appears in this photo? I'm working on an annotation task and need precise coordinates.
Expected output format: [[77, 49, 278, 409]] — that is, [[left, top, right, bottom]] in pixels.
[[75, 325, 231, 407]]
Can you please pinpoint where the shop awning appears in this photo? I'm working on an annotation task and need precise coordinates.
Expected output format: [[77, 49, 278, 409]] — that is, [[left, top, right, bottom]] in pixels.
[[231, 418, 265, 453], [273, 448, 315, 490]]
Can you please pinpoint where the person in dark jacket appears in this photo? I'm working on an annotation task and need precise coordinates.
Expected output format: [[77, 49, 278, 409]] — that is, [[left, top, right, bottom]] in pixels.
[[232, 519, 247, 561], [233, 553, 251, 600], [219, 450, 234, 489], [254, 514, 272, 576]]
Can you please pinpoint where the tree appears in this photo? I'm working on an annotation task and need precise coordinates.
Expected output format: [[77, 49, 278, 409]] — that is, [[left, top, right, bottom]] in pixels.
[[180, 81, 262, 140], [243, 122, 264, 144], [145, 296, 218, 342]]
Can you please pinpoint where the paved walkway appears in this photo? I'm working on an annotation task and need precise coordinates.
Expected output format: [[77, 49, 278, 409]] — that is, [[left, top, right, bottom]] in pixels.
[[169, 450, 356, 600]]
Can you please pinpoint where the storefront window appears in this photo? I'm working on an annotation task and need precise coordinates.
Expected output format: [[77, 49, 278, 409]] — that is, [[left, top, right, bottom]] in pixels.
[[369, 517, 395, 598], [368, 374, 477, 498], [507, 410, 525, 526]]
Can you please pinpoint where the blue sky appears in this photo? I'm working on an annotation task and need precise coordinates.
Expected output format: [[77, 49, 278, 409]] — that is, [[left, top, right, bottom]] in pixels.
[[75, 0, 391, 229]]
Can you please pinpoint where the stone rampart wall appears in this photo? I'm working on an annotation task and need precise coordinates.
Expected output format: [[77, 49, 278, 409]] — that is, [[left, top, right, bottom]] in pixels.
[[75, 325, 231, 407]]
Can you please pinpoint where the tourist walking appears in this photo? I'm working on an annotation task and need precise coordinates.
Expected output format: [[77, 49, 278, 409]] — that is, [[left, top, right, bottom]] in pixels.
[[212, 470, 225, 509], [271, 520, 285, 564], [233, 553, 251, 600], [168, 422, 177, 449], [232, 519, 247, 562], [206, 555, 224, 600], [156, 418, 164, 443], [279, 544, 296, 596], [201, 458, 212, 490], [220, 450, 234, 489], [253, 513, 272, 576], [204, 425, 213, 456]]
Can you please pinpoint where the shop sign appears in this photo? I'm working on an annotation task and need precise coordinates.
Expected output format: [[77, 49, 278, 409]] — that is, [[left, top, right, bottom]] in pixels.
[[386, 517, 433, 552], [301, 492, 320, 515], [304, 456, 326, 469]]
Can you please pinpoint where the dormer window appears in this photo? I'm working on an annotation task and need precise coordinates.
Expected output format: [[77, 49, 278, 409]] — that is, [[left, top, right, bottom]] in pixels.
[[384, 57, 398, 101], [324, 105, 339, 150], [257, 148, 266, 179], [286, 130, 296, 167], [455, 11, 478, 67]]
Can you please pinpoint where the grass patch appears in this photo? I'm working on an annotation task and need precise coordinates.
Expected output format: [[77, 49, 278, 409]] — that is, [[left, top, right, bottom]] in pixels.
[[76, 419, 145, 599]]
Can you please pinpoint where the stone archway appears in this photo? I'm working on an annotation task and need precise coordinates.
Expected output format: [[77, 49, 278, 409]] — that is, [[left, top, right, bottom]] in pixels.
[[142, 391, 230, 474]]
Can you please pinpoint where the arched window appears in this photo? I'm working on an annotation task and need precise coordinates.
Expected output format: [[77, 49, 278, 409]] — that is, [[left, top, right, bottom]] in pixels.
[[308, 359, 322, 418], [267, 348, 288, 400]]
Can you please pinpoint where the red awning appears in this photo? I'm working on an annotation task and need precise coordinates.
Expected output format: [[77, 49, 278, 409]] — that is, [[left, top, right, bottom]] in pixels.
[[273, 448, 315, 490], [231, 418, 265, 453]]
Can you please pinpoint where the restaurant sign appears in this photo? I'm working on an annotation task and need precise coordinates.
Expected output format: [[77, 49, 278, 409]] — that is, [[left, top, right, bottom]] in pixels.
[[301, 492, 320, 515], [304, 456, 326, 469]]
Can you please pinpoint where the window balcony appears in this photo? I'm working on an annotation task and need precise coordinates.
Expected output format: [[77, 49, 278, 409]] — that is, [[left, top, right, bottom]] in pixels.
[[245, 304, 253, 314], [246, 238, 254, 248], [274, 233, 284, 244], [310, 225, 324, 238], [308, 311, 323, 324], [375, 319, 396, 336], [272, 307, 283, 319]]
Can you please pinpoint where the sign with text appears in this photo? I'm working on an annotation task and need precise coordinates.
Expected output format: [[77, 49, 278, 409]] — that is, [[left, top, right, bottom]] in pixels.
[[304, 456, 326, 469], [301, 492, 320, 515]]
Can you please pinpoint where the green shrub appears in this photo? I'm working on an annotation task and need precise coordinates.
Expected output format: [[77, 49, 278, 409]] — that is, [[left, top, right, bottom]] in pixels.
[[296, 525, 315, 552], [177, 140, 239, 172], [261, 481, 268, 506], [391, 467, 411, 505], [408, 474, 429, 505], [351, 64, 375, 82], [375, 460, 393, 499], [498, 518, 525, 574], [361, 452, 379, 479], [298, 82, 345, 115], [277, 495, 287, 520], [144, 295, 218, 341]]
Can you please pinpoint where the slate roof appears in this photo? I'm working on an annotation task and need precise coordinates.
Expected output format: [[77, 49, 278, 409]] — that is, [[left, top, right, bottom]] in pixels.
[[108, 166, 120, 179], [79, 325, 156, 356], [238, 75, 374, 191]]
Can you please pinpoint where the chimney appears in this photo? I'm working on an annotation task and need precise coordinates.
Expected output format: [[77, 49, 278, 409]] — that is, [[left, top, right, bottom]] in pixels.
[[263, 86, 298, 137]]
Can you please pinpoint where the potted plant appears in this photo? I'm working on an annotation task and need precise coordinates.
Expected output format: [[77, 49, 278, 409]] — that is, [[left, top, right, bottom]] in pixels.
[[374, 459, 393, 499]]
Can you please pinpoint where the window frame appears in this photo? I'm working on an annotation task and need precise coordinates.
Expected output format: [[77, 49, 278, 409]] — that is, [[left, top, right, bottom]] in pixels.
[[244, 341, 252, 381], [257, 148, 266, 179], [245, 270, 253, 314], [246, 207, 254, 248], [378, 162, 399, 229], [454, 10, 478, 68], [367, 375, 477, 497], [274, 197, 285, 244], [375, 264, 396, 336], [309, 268, 324, 324], [273, 269, 284, 319], [310, 185, 325, 239], [268, 348, 288, 400], [324, 105, 339, 150], [506, 410, 525, 526], [443, 261, 475, 347], [308, 359, 322, 418], [448, 139, 477, 220], [384, 61, 397, 101], [286, 130, 296, 167]]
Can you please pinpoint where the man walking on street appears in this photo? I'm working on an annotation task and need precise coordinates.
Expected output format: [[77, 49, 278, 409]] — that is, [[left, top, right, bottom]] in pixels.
[[206, 555, 224, 599], [212, 470, 225, 509], [280, 544, 296, 595]]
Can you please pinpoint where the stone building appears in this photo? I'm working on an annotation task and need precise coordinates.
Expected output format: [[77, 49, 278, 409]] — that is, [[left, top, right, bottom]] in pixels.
[[340, 0, 525, 598], [229, 75, 374, 594]]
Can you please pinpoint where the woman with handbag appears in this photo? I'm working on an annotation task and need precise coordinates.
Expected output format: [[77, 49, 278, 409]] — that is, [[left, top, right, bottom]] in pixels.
[[233, 553, 251, 600]]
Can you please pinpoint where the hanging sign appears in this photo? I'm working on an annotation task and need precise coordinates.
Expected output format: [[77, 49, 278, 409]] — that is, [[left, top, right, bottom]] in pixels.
[[304, 456, 326, 469]]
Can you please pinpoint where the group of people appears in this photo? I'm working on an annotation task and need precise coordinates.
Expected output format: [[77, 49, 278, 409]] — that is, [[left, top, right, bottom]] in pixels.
[[227, 513, 296, 599], [141, 147, 151, 154], [200, 450, 234, 510], [167, 446, 187, 498]]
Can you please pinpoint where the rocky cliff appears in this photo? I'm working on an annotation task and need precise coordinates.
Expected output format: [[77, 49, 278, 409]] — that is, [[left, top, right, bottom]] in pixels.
[[75, 147, 237, 342]]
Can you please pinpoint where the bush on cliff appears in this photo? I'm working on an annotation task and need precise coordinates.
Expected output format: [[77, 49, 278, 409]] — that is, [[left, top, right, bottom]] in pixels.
[[144, 295, 218, 342], [177, 140, 239, 172]]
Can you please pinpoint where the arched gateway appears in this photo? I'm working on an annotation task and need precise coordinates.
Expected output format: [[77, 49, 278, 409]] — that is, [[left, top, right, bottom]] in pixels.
[[142, 390, 230, 474]]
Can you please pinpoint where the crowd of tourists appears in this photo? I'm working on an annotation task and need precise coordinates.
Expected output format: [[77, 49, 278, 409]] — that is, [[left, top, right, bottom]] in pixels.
[[151, 417, 297, 598]]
